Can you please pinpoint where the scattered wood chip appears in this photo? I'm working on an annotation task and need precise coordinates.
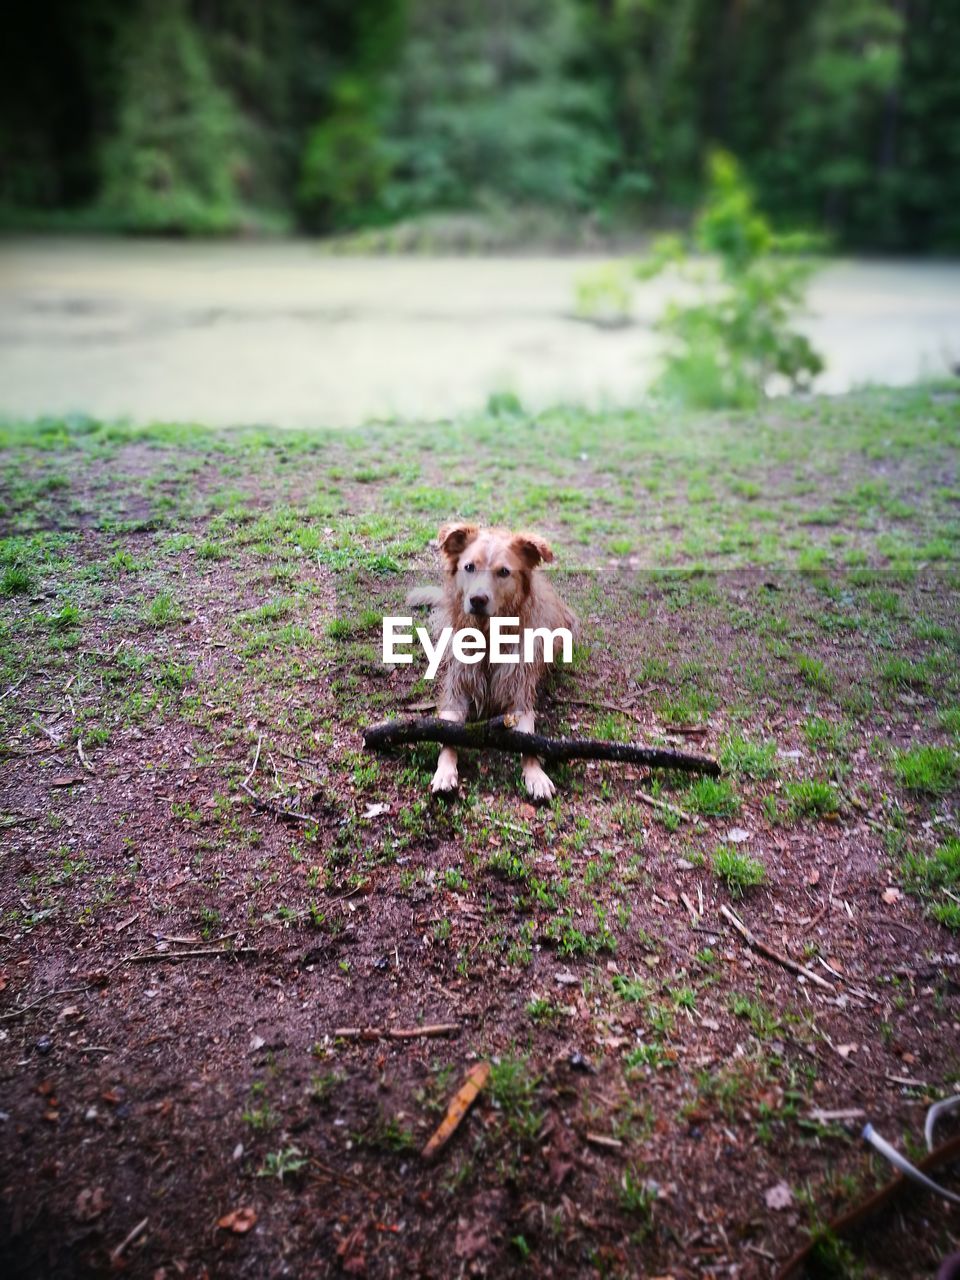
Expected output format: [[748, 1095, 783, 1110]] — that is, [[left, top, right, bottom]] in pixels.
[[807, 1108, 865, 1124], [585, 1132, 623, 1151], [422, 1062, 490, 1160], [764, 1181, 793, 1211], [109, 1216, 148, 1262], [217, 1207, 258, 1234]]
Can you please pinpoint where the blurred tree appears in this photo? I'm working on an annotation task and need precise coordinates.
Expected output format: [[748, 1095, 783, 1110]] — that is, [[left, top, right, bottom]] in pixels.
[[0, 0, 956, 248], [98, 0, 244, 232], [377, 0, 615, 219], [766, 0, 904, 238]]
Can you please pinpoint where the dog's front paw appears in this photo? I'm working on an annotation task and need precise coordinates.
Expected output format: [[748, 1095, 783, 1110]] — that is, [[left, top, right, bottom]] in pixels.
[[523, 765, 556, 801], [431, 762, 459, 794]]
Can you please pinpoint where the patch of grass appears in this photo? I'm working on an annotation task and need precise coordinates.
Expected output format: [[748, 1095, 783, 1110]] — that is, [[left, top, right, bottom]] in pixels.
[[729, 991, 781, 1038], [893, 746, 959, 796], [903, 837, 960, 892], [144, 589, 180, 627], [795, 653, 834, 693], [932, 902, 960, 930], [711, 844, 766, 897], [489, 1056, 543, 1142], [47, 601, 81, 632], [1, 564, 35, 595], [719, 733, 778, 779], [803, 716, 847, 754], [781, 778, 840, 820], [879, 657, 930, 690], [684, 776, 740, 818]]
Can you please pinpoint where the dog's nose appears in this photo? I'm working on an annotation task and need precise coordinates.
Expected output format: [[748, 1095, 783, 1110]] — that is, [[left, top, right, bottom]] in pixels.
[[469, 593, 489, 613]]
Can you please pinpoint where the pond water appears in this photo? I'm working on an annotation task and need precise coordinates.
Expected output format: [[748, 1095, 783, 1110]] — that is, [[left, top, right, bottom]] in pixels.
[[1, 237, 958, 428]]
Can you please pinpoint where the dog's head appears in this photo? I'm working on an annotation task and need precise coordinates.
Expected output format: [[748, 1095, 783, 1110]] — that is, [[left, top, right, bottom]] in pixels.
[[437, 522, 554, 620]]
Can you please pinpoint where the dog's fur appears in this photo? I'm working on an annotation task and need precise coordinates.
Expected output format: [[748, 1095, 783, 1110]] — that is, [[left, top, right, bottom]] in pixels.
[[407, 522, 576, 799]]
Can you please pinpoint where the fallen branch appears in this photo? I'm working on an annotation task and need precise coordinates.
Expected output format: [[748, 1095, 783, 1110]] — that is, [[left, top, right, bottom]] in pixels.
[[719, 904, 834, 991], [334, 1023, 460, 1042], [76, 738, 95, 775], [239, 780, 312, 823], [777, 1131, 960, 1279], [363, 715, 720, 775], [110, 1217, 149, 1264], [422, 1062, 490, 1160], [636, 788, 692, 822], [123, 947, 258, 964]]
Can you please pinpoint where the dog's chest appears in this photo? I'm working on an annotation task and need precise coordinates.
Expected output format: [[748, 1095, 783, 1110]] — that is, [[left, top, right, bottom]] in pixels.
[[447, 652, 535, 716]]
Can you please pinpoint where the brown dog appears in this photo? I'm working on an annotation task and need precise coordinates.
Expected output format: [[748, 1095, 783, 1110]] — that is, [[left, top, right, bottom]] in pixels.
[[408, 522, 577, 799]]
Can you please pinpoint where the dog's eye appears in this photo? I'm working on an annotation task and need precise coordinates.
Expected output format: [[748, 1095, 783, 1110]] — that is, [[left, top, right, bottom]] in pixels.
[[463, 562, 475, 573], [497, 566, 510, 578]]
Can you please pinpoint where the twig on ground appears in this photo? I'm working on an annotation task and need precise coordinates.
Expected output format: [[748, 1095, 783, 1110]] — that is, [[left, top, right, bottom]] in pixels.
[[636, 789, 692, 822], [0, 676, 28, 703], [76, 738, 95, 775], [242, 733, 263, 790], [585, 1132, 624, 1150], [0, 984, 90, 1022], [422, 1062, 490, 1160], [110, 1217, 148, 1263], [719, 904, 834, 991], [554, 696, 642, 719], [680, 892, 700, 924], [363, 715, 720, 775], [239, 780, 312, 823], [334, 1024, 460, 1041], [869, 914, 921, 936], [122, 947, 258, 963]]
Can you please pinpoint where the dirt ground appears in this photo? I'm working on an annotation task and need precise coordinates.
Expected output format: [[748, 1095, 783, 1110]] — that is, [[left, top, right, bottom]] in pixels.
[[1, 387, 959, 1278]]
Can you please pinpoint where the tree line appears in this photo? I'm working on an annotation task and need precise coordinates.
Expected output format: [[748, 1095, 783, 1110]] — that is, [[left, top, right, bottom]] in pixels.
[[1, 0, 957, 249]]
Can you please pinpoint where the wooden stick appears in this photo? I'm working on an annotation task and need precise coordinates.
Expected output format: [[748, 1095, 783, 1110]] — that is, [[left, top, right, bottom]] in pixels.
[[363, 715, 720, 775], [334, 1023, 460, 1041], [636, 788, 692, 822], [122, 947, 257, 963], [422, 1062, 490, 1160], [719, 904, 834, 991]]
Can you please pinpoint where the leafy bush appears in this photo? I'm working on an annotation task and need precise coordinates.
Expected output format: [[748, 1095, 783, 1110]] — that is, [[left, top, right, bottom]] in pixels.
[[299, 80, 391, 231], [98, 5, 246, 234], [634, 152, 825, 408]]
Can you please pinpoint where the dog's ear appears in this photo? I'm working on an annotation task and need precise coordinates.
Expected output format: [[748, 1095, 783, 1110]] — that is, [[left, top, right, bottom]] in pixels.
[[438, 522, 479, 569], [510, 532, 554, 568]]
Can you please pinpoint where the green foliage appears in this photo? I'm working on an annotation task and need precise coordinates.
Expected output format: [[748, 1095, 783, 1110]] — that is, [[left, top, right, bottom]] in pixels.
[[635, 153, 824, 408], [98, 2, 246, 234], [0, 564, 34, 596], [903, 838, 960, 895], [781, 779, 840, 820], [684, 776, 740, 818], [711, 845, 766, 897], [893, 746, 959, 796], [299, 80, 390, 231], [719, 734, 778, 780], [3, 0, 959, 248]]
